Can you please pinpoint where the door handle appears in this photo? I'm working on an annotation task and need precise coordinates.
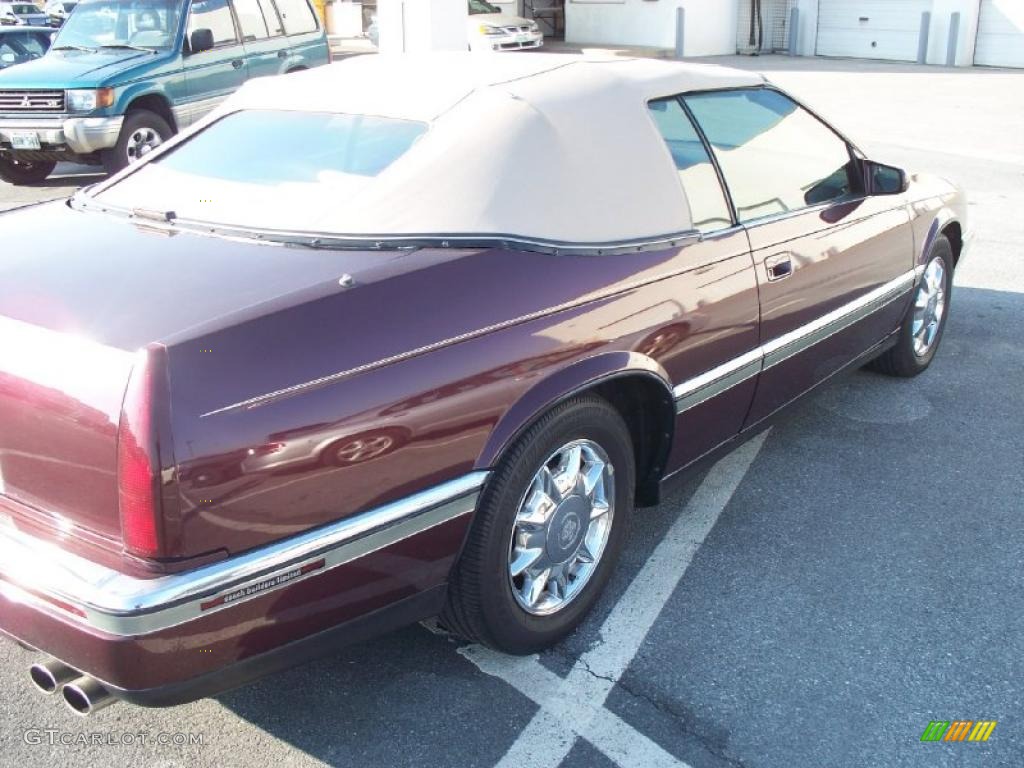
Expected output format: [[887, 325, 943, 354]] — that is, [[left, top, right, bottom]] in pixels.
[[765, 253, 793, 282], [231, 59, 244, 69], [277, 50, 288, 59]]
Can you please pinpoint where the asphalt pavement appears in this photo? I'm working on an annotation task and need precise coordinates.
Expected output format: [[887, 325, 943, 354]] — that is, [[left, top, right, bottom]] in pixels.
[[1, 54, 1022, 768]]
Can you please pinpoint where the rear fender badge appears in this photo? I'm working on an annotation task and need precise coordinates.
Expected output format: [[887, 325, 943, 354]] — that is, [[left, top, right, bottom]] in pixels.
[[199, 558, 326, 611]]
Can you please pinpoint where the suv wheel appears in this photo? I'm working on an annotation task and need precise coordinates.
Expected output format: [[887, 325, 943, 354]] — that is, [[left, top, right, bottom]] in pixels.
[[102, 110, 172, 174], [0, 155, 56, 185]]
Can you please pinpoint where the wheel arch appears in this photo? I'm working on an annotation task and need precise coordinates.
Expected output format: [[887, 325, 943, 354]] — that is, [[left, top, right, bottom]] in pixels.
[[476, 352, 676, 508], [941, 221, 963, 268], [919, 208, 965, 271], [122, 90, 177, 133]]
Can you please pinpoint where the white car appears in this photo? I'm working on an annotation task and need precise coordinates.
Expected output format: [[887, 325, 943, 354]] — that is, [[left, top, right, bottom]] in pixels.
[[0, 2, 49, 26], [367, 1, 543, 52], [468, 0, 542, 52], [43, 0, 76, 26]]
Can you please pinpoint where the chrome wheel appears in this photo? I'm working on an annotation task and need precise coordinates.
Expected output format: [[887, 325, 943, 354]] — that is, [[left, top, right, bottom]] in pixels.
[[126, 126, 163, 163], [508, 439, 615, 616], [912, 257, 947, 357]]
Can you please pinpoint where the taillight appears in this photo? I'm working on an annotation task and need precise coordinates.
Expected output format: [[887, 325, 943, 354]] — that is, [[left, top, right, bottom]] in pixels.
[[117, 347, 163, 558]]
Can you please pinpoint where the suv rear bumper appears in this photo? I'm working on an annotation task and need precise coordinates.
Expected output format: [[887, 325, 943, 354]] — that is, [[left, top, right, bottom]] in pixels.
[[0, 472, 484, 702], [0, 115, 123, 155]]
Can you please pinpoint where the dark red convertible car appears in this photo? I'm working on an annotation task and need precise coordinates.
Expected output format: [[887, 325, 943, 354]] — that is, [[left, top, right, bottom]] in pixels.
[[0, 53, 968, 714]]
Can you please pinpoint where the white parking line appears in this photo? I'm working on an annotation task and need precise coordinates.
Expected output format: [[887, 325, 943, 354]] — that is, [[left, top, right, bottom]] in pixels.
[[459, 430, 770, 768]]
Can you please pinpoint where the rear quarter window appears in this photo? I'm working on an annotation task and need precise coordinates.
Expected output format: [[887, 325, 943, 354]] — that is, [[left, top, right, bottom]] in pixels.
[[648, 97, 733, 234]]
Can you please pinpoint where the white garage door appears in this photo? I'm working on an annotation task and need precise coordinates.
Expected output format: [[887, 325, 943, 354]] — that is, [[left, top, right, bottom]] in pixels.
[[817, 0, 931, 62], [975, 0, 1024, 68]]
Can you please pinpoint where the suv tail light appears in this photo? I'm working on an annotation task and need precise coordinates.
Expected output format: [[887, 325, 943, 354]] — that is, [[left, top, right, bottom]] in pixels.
[[117, 346, 165, 558]]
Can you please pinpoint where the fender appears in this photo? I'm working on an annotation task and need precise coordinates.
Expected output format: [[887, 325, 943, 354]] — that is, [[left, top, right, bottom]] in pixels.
[[476, 350, 674, 470], [906, 174, 968, 274], [917, 206, 962, 271]]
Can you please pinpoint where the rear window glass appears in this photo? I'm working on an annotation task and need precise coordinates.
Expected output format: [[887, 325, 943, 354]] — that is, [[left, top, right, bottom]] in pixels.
[[96, 109, 428, 230]]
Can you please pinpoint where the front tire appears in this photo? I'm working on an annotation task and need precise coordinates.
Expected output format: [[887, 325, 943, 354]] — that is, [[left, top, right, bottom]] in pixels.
[[442, 395, 634, 654], [0, 155, 56, 185], [102, 110, 172, 174], [869, 235, 954, 377]]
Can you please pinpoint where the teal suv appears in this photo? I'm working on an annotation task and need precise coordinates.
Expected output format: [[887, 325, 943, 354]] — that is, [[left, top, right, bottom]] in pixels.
[[0, 0, 327, 184]]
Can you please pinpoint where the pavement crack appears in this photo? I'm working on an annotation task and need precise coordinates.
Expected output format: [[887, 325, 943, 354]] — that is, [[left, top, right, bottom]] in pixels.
[[573, 656, 619, 686], [613, 677, 749, 768], [548, 649, 748, 768]]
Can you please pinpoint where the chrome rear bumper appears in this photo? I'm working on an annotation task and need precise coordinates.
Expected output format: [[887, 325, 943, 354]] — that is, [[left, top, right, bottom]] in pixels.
[[0, 471, 487, 637]]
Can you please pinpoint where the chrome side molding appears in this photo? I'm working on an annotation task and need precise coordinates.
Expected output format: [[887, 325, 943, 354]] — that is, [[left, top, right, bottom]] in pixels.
[[673, 269, 916, 413]]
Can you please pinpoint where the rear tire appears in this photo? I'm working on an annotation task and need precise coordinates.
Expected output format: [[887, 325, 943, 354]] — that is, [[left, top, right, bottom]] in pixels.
[[0, 155, 56, 185], [442, 395, 634, 654], [868, 235, 954, 377], [102, 110, 172, 175]]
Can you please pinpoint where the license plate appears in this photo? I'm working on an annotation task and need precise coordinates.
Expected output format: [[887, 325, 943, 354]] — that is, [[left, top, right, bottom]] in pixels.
[[517, 34, 530, 43], [10, 132, 41, 151]]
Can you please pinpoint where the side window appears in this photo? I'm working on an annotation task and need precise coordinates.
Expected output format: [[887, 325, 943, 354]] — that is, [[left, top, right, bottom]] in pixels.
[[257, 0, 283, 35], [272, 0, 316, 35], [0, 38, 20, 65], [19, 32, 49, 56], [233, 0, 269, 39], [648, 97, 732, 234], [187, 0, 239, 47], [684, 88, 860, 223]]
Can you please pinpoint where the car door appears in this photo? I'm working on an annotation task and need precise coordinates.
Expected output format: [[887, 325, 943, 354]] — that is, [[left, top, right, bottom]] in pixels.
[[180, 0, 248, 128], [646, 96, 761, 470], [683, 87, 915, 426], [235, 0, 286, 78]]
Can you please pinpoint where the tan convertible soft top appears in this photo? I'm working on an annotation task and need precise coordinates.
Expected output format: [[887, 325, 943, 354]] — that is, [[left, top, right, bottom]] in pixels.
[[101, 54, 765, 246]]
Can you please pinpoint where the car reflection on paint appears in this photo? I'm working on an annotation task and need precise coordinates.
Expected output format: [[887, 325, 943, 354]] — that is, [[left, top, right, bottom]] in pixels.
[[240, 425, 411, 473]]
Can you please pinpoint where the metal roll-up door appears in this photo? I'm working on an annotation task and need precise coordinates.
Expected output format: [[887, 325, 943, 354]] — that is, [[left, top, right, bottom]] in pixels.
[[816, 0, 931, 62], [975, 0, 1024, 68]]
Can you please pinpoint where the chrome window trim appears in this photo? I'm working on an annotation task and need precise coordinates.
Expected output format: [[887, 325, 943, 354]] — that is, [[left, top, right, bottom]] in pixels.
[[72, 192, 702, 257], [0, 471, 488, 636], [673, 269, 915, 413]]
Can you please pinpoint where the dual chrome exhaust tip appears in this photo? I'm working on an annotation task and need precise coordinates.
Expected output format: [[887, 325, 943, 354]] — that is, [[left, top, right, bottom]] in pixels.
[[28, 659, 115, 716]]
